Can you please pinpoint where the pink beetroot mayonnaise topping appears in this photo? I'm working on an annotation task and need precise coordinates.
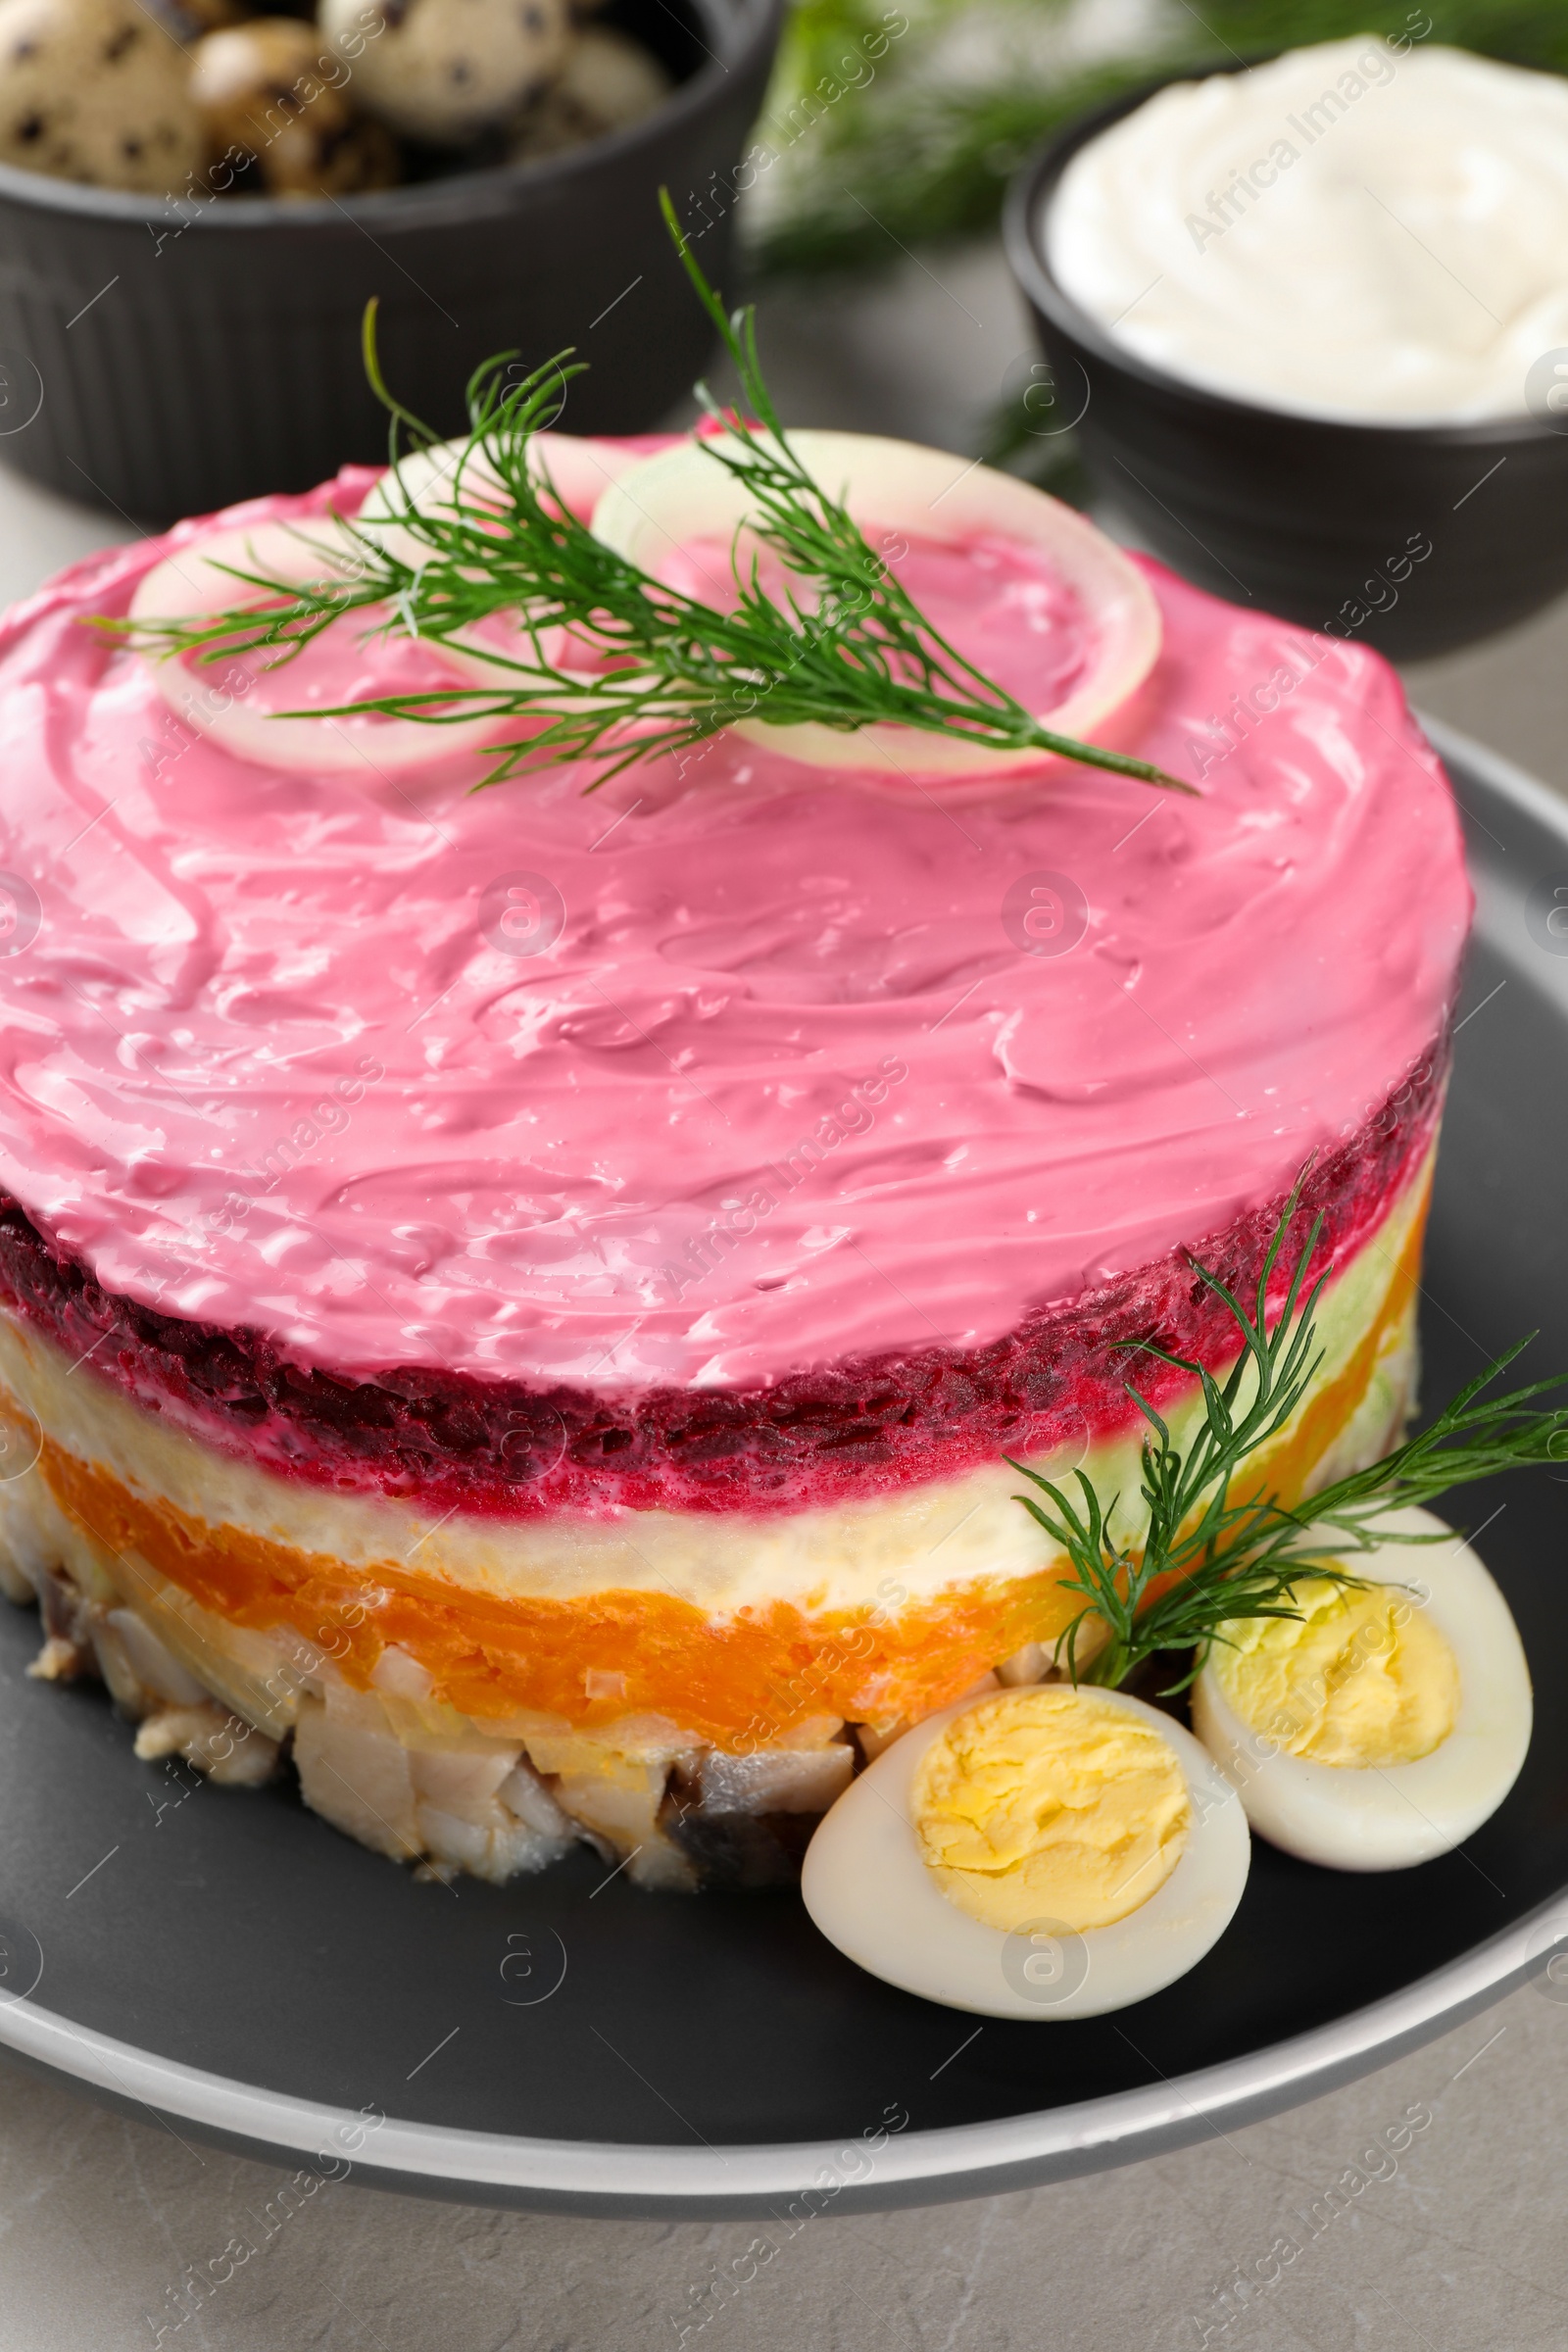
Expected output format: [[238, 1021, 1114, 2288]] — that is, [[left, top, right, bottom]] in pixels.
[[0, 459, 1469, 1394], [653, 528, 1099, 716]]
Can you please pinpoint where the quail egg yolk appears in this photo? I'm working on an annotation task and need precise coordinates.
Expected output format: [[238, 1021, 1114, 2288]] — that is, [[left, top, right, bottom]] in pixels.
[[910, 1687, 1191, 1935], [1211, 1577, 1460, 1769]]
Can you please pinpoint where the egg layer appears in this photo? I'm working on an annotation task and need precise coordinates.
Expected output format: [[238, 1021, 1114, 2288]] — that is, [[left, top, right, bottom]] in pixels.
[[1212, 1576, 1460, 1769], [911, 1687, 1192, 1933]]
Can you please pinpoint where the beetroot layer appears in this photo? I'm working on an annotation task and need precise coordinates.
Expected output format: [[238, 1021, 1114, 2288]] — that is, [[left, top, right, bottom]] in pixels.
[[0, 1045, 1445, 1521]]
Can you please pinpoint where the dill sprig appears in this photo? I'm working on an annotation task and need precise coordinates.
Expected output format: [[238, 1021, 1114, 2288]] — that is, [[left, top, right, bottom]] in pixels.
[[751, 2, 1568, 281], [1012, 1187, 1568, 1690], [115, 196, 1189, 798]]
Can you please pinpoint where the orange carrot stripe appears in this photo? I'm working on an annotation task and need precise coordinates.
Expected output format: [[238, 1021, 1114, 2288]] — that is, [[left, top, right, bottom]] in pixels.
[[32, 1199, 1424, 1750]]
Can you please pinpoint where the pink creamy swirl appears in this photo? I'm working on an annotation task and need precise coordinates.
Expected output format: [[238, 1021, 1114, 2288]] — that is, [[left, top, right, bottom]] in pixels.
[[653, 528, 1100, 712], [0, 464, 1470, 1393]]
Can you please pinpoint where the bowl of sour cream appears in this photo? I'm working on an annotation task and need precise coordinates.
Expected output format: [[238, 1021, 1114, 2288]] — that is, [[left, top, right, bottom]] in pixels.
[[1004, 37, 1568, 658]]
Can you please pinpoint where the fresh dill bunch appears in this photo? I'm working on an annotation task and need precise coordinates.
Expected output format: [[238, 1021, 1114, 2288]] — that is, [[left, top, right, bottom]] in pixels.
[[751, 53, 1147, 279], [1011, 1187, 1568, 1691], [750, 0, 1568, 279], [115, 195, 1188, 800]]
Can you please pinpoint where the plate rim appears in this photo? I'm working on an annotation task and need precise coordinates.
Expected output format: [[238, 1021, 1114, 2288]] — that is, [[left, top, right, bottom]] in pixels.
[[4, 1886, 1565, 2214], [2, 711, 1563, 2212]]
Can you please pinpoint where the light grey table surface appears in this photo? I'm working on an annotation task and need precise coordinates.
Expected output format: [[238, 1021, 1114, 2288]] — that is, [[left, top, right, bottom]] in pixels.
[[3, 237, 1568, 2352]]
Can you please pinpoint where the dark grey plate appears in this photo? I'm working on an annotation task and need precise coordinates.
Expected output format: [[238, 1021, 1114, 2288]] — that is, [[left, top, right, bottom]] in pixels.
[[3, 715, 1567, 2217]]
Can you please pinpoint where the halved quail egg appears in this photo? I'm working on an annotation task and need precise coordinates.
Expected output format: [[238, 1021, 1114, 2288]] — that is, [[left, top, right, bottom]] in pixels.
[[1190, 1507, 1531, 1870], [802, 1683, 1250, 2019]]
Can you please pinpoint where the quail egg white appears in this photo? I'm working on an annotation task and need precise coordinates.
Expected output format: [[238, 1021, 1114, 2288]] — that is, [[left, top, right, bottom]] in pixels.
[[801, 1683, 1250, 2019], [1190, 1507, 1531, 1871], [320, 0, 568, 144]]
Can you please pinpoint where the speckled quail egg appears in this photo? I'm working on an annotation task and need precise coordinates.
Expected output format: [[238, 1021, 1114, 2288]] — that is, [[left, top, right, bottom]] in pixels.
[[1191, 1508, 1532, 1871], [0, 0, 202, 191], [510, 24, 670, 159], [803, 1684, 1250, 2019], [190, 19, 399, 195], [320, 0, 568, 145]]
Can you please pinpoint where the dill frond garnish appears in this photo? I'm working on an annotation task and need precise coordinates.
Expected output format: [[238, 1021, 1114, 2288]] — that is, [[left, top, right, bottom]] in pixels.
[[1012, 1184, 1568, 1690], [750, 2, 1562, 282], [115, 195, 1189, 799]]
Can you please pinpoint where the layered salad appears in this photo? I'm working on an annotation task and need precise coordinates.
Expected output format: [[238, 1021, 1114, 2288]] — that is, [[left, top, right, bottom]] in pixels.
[[0, 380, 1473, 1916]]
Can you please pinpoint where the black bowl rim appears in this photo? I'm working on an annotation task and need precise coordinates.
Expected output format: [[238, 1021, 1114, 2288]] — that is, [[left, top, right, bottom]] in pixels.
[[1002, 55, 1568, 456], [0, 0, 782, 233]]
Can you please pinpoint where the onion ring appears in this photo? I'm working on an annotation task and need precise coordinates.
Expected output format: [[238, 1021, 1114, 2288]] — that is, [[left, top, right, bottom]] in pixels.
[[591, 429, 1161, 782]]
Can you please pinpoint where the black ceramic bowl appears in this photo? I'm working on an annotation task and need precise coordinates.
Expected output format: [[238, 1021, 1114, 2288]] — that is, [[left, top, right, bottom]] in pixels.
[[1003, 67, 1568, 661], [0, 0, 781, 525]]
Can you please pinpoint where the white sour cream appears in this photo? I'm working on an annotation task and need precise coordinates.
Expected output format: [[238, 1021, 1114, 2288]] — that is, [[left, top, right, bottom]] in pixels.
[[1044, 39, 1568, 423]]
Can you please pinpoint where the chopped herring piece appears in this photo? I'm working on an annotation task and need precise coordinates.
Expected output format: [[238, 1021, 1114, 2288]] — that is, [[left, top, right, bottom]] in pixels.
[[697, 1746, 854, 1816], [134, 1702, 279, 1786]]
